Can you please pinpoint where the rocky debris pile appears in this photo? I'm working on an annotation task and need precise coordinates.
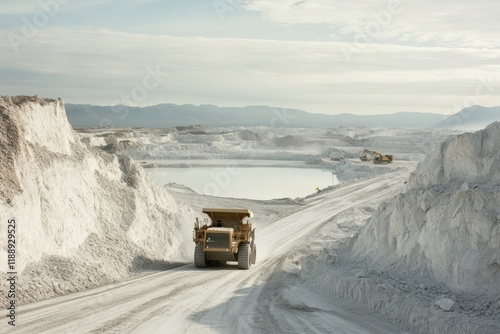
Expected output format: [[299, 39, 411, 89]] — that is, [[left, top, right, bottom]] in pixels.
[[350, 122, 500, 297], [0, 96, 195, 304]]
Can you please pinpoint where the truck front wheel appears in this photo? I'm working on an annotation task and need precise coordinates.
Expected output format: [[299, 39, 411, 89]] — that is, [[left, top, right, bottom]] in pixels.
[[194, 243, 208, 268], [238, 244, 251, 269]]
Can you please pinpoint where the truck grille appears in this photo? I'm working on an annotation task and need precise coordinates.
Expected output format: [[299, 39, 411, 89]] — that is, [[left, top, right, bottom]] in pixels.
[[205, 233, 230, 249]]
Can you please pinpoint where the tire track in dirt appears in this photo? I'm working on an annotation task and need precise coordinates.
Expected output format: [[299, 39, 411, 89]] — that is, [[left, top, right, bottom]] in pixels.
[[13, 170, 411, 334], [15, 269, 207, 333], [90, 277, 212, 334]]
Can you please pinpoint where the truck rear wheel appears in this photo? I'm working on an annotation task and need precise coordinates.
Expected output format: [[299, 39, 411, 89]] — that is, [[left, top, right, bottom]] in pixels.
[[251, 243, 256, 265], [238, 244, 251, 269], [194, 243, 208, 268]]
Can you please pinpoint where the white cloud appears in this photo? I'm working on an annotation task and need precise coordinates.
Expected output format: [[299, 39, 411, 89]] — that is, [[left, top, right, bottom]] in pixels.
[[125, 0, 159, 6], [0, 28, 499, 114], [0, 1, 43, 15], [244, 0, 500, 48]]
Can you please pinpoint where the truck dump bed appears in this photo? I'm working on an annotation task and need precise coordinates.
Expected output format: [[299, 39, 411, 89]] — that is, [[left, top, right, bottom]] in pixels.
[[202, 208, 253, 227]]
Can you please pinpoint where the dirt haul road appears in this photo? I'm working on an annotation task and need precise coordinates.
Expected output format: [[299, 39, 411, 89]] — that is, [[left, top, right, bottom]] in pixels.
[[11, 171, 411, 334]]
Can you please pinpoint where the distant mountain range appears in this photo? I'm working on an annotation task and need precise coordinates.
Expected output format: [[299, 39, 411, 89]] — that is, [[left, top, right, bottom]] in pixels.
[[434, 106, 500, 130], [64, 103, 499, 129]]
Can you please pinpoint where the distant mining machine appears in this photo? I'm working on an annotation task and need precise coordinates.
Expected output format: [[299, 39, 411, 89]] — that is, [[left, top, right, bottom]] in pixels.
[[372, 152, 394, 164], [360, 149, 373, 161], [360, 149, 394, 164]]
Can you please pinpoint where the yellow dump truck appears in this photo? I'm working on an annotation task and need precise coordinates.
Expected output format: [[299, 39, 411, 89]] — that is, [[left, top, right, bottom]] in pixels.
[[193, 208, 256, 269]]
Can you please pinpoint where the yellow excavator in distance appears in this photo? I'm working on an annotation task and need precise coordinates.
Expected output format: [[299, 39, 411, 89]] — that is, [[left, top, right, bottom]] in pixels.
[[360, 149, 394, 164]]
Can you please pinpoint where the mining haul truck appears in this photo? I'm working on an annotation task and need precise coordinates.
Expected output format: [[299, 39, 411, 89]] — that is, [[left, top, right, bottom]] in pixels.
[[193, 208, 256, 269]]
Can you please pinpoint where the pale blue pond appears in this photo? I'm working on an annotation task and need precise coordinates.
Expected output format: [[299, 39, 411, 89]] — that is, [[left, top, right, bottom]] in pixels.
[[146, 166, 338, 200]]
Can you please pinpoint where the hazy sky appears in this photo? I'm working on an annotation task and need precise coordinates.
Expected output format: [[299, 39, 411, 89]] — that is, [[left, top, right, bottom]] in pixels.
[[1, 0, 499, 115]]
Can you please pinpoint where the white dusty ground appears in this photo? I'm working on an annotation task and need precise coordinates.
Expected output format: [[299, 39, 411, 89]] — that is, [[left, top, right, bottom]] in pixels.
[[1, 96, 499, 333], [287, 123, 500, 334], [76, 124, 458, 165], [7, 170, 413, 334]]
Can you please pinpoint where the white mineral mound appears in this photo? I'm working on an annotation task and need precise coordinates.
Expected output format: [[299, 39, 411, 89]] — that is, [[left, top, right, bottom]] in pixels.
[[350, 122, 500, 296], [0, 96, 195, 303]]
